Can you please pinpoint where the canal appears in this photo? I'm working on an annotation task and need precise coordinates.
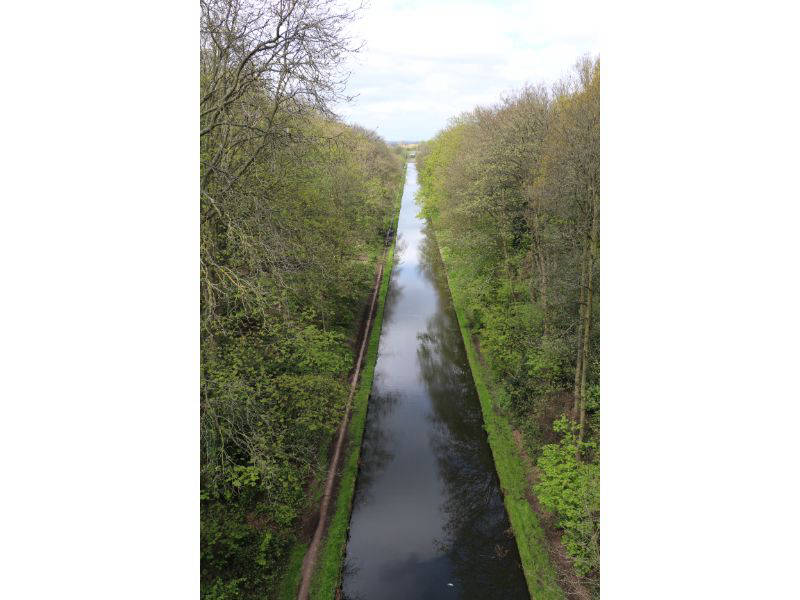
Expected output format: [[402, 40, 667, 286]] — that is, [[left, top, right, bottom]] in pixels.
[[341, 163, 530, 600]]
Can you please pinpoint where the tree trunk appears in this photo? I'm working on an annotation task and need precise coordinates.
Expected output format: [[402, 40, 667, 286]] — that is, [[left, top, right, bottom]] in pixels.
[[502, 235, 515, 301], [578, 269, 593, 440], [572, 237, 589, 420], [578, 193, 599, 441], [529, 207, 549, 335]]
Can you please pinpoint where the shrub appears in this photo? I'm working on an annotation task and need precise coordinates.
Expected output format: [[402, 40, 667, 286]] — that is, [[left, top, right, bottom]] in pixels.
[[535, 416, 600, 577]]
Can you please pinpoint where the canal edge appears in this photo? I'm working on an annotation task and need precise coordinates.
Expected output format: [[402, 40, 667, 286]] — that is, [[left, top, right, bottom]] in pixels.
[[432, 233, 566, 600], [302, 166, 406, 599]]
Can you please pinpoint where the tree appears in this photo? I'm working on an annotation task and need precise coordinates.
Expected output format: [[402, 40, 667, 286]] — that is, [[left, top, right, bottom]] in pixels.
[[198, 3, 404, 598], [416, 56, 600, 596]]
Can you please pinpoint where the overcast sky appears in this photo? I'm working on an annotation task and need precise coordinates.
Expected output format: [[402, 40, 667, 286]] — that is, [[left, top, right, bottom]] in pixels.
[[335, 0, 599, 142]]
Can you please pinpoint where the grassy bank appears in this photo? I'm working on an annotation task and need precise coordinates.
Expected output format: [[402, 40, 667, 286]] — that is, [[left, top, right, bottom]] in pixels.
[[437, 246, 564, 600], [278, 170, 404, 600], [308, 195, 401, 599]]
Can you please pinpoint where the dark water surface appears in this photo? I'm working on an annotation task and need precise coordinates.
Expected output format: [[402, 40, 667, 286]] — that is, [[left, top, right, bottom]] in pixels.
[[341, 164, 529, 600]]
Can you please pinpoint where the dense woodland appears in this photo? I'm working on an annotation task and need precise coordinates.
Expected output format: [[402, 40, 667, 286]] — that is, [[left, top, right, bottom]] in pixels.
[[416, 57, 600, 594], [200, 1, 404, 597]]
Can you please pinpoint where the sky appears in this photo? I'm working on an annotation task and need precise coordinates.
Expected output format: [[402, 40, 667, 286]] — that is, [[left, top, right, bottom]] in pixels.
[[335, 0, 599, 142]]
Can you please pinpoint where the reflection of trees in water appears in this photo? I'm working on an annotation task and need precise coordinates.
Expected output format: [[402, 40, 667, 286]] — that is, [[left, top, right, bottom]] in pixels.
[[350, 231, 407, 508], [343, 387, 400, 599], [379, 269, 404, 327], [340, 558, 365, 600], [415, 222, 448, 289], [379, 232, 406, 326], [416, 227, 529, 599], [351, 388, 400, 509]]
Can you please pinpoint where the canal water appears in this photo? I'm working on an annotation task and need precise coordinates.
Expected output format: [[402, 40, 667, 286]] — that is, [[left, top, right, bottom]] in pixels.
[[341, 163, 530, 600]]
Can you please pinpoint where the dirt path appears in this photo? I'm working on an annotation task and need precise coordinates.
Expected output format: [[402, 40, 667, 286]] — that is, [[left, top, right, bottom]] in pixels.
[[296, 235, 389, 600]]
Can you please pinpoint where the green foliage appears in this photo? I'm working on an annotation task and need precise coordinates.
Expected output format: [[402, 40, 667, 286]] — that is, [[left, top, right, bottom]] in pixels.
[[310, 193, 401, 598], [417, 57, 600, 596], [203, 577, 247, 600], [276, 542, 309, 600], [200, 2, 405, 595], [447, 277, 564, 600], [535, 416, 600, 579], [200, 111, 404, 600]]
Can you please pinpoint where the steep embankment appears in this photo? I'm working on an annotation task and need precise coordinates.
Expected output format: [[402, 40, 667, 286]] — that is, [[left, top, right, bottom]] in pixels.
[[278, 170, 404, 600], [434, 239, 565, 600]]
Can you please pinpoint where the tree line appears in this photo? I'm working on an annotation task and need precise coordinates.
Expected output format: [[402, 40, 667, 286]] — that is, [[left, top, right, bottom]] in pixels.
[[200, 1, 404, 597], [416, 56, 600, 595]]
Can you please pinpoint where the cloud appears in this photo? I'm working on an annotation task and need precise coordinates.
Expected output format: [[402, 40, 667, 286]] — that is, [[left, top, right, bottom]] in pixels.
[[334, 0, 599, 140]]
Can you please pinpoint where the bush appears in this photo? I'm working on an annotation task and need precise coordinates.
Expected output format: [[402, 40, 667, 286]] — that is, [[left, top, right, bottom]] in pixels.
[[535, 416, 599, 577]]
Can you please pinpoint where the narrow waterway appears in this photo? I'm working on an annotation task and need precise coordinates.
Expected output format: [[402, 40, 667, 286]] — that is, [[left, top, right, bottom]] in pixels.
[[342, 163, 529, 600]]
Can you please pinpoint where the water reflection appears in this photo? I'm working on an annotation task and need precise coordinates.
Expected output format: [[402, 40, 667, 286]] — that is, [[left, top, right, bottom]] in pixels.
[[342, 164, 528, 600], [376, 239, 405, 343], [417, 249, 525, 597], [352, 387, 399, 508]]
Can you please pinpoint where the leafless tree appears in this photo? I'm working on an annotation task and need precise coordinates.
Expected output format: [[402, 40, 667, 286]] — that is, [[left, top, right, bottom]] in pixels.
[[200, 0, 363, 326], [200, 0, 361, 192]]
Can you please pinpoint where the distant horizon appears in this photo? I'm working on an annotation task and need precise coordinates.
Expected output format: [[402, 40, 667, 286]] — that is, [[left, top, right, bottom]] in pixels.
[[334, 0, 598, 141]]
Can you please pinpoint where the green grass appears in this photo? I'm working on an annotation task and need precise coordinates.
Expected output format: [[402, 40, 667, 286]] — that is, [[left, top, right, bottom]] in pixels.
[[275, 262, 389, 598], [275, 437, 333, 600], [279, 170, 404, 600], [308, 196, 401, 599], [276, 542, 309, 600], [439, 252, 564, 600]]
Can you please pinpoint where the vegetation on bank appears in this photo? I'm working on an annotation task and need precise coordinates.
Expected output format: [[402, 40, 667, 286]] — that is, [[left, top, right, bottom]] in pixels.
[[200, 1, 404, 598], [276, 188, 401, 600], [309, 190, 402, 598], [416, 56, 600, 596], [441, 253, 564, 599]]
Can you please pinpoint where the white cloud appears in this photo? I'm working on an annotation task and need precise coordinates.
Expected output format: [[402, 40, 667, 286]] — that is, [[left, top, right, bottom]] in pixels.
[[334, 0, 599, 140]]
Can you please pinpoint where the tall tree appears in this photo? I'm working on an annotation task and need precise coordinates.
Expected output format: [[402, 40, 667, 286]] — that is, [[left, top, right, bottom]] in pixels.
[[416, 55, 600, 594]]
